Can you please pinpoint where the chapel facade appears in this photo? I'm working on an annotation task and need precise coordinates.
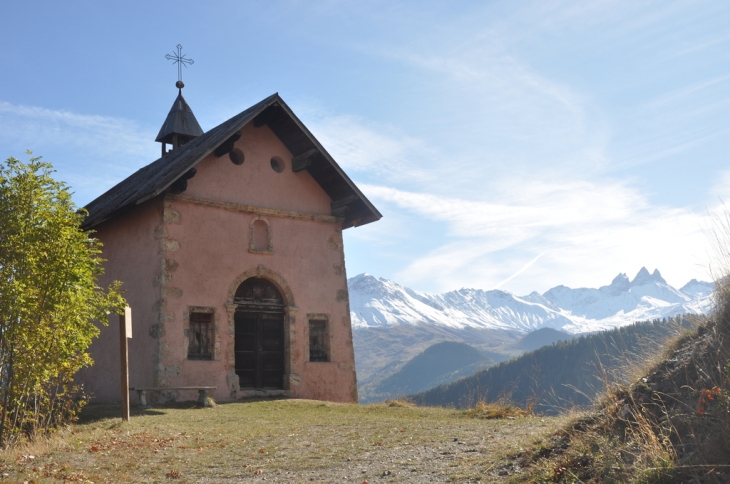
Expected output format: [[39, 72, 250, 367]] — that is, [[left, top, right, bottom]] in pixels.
[[76, 86, 380, 404]]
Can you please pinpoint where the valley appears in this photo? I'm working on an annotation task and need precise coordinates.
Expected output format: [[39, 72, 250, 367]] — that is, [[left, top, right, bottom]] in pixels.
[[350, 268, 713, 402]]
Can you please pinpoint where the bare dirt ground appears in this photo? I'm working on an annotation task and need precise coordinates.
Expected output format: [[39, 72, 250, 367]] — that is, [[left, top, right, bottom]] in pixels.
[[0, 399, 567, 483]]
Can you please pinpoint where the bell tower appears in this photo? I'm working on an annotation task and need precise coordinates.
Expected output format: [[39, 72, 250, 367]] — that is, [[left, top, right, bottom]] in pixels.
[[156, 45, 204, 156]]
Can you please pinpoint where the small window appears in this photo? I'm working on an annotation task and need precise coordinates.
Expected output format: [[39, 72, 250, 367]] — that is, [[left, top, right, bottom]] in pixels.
[[270, 156, 284, 173], [309, 320, 329, 362], [229, 148, 245, 165], [188, 312, 214, 360], [249, 216, 273, 254], [252, 220, 268, 251]]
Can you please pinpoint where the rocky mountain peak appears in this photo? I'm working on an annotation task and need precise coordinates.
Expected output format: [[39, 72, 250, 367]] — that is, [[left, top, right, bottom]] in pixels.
[[631, 267, 666, 286], [347, 273, 398, 298], [609, 273, 630, 291], [651, 268, 667, 284], [680, 279, 715, 298]]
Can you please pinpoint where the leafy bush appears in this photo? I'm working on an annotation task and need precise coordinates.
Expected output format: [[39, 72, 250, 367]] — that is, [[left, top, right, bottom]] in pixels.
[[0, 154, 124, 447]]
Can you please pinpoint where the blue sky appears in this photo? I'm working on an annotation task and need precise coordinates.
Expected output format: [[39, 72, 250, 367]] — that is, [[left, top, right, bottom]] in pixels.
[[2, 1, 730, 295]]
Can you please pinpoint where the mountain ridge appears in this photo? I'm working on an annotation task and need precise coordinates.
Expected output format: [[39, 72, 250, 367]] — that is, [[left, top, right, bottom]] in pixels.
[[349, 267, 713, 335]]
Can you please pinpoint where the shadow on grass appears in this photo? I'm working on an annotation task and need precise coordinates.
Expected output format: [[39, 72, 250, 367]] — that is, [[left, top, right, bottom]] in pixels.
[[78, 397, 290, 424], [79, 402, 192, 424]]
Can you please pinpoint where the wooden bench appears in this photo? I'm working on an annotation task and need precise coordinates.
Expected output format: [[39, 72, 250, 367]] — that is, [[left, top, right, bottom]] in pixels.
[[130, 387, 217, 407]]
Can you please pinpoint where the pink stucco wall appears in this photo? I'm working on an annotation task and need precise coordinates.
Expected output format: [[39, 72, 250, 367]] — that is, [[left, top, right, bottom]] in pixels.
[[76, 199, 162, 401], [79, 122, 358, 404], [185, 124, 331, 215]]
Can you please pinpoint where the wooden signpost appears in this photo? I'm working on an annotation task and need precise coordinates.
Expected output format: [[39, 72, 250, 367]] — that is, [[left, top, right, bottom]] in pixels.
[[119, 307, 132, 422]]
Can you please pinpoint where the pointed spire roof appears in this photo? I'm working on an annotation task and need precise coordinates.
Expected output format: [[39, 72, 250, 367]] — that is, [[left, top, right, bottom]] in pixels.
[[155, 87, 204, 144]]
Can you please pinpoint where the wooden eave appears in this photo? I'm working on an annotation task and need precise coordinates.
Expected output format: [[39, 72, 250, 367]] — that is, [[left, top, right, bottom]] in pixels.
[[81, 93, 382, 230]]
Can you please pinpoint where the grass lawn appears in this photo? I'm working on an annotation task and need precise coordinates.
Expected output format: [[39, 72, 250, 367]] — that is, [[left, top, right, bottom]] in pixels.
[[0, 399, 566, 483]]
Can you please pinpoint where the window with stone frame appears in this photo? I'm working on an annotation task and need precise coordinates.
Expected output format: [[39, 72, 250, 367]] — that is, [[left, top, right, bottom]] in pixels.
[[188, 312, 214, 360], [249, 216, 273, 254], [308, 319, 329, 362]]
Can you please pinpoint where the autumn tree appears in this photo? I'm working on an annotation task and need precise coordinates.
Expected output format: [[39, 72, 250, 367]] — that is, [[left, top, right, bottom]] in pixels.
[[0, 154, 124, 447]]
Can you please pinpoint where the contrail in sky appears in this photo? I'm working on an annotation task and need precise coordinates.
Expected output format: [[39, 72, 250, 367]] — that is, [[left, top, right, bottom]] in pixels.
[[494, 252, 547, 290]]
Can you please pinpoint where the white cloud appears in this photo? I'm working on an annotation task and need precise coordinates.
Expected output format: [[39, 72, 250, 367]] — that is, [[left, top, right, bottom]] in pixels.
[[364, 34, 614, 194], [0, 102, 154, 158], [360, 181, 712, 294], [675, 32, 730, 56], [0, 101, 158, 204], [710, 170, 730, 202], [309, 114, 432, 182], [361, 178, 648, 237]]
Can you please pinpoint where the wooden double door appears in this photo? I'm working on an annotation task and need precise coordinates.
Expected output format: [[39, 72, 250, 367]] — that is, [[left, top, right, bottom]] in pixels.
[[234, 310, 285, 389], [233, 278, 285, 389]]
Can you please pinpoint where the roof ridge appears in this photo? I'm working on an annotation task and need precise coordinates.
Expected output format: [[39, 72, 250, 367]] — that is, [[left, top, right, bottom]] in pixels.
[[81, 93, 381, 230]]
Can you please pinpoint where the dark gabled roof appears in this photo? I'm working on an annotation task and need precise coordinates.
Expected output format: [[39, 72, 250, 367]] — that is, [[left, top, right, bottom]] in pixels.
[[155, 89, 204, 143], [82, 93, 382, 230]]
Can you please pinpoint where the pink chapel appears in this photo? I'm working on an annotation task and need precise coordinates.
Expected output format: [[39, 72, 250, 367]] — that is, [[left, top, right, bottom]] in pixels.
[[76, 85, 381, 405]]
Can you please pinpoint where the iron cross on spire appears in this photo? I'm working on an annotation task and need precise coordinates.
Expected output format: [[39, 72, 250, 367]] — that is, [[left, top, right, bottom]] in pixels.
[[165, 44, 194, 88]]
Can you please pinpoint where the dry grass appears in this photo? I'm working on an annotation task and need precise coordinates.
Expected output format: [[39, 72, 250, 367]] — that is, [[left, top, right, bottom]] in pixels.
[[496, 208, 730, 483], [464, 401, 532, 420], [0, 398, 567, 483], [383, 398, 416, 408], [506, 314, 730, 483]]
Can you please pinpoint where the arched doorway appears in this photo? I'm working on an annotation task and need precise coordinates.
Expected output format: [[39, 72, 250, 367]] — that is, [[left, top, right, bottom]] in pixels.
[[233, 278, 285, 389]]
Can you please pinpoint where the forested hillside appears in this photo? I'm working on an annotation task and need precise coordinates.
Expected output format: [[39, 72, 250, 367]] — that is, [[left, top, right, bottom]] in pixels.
[[510, 327, 574, 351], [369, 341, 494, 401], [410, 317, 694, 414]]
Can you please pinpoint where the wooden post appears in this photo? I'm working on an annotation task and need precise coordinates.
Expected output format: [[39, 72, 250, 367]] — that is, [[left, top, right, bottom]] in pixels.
[[119, 307, 132, 422]]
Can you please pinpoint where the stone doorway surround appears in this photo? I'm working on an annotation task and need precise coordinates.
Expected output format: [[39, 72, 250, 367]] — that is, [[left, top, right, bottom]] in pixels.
[[225, 265, 299, 399]]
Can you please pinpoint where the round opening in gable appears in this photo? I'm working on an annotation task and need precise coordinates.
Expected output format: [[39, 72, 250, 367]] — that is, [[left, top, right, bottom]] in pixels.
[[270, 156, 284, 173], [229, 148, 245, 166]]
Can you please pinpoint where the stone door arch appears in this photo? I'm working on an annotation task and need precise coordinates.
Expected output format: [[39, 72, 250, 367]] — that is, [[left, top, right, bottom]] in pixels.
[[225, 266, 298, 395]]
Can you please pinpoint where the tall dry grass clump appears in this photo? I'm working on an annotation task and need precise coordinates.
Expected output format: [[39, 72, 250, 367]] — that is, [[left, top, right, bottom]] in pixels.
[[506, 212, 730, 483]]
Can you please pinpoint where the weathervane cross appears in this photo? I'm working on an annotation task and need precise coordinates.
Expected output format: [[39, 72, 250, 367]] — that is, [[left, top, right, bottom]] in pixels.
[[165, 44, 194, 84]]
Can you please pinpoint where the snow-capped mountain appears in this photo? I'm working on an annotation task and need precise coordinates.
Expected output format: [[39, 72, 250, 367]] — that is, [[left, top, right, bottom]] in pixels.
[[679, 279, 715, 298], [348, 268, 714, 334]]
